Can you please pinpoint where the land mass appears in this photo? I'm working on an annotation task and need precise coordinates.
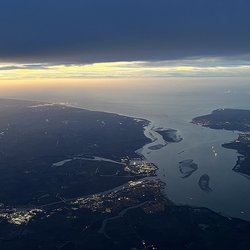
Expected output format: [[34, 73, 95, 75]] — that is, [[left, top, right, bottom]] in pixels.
[[223, 134, 250, 176], [154, 128, 183, 143], [1, 100, 250, 250], [192, 108, 250, 132], [0, 99, 151, 206], [193, 108, 250, 177]]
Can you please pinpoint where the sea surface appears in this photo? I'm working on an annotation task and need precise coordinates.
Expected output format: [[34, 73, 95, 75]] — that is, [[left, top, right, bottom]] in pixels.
[[1, 78, 250, 220]]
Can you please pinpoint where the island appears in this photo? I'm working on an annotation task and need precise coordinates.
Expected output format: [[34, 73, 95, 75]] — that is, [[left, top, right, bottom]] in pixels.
[[193, 108, 250, 177], [154, 128, 183, 143], [1, 100, 250, 250], [198, 174, 212, 192], [179, 159, 198, 178], [148, 143, 167, 150]]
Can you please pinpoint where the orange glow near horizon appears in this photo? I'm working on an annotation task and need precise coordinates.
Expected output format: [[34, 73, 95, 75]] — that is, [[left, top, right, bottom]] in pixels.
[[1, 61, 250, 82], [1, 60, 250, 100]]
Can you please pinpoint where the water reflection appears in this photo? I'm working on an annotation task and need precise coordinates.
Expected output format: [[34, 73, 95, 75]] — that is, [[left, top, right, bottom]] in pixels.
[[179, 159, 198, 178], [198, 174, 212, 192]]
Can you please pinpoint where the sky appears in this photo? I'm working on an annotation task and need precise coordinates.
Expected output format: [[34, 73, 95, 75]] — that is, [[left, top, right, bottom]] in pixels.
[[0, 0, 250, 79]]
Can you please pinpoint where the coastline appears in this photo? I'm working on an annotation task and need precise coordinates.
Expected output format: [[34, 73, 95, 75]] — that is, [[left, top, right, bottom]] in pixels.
[[1, 99, 250, 249], [18, 99, 250, 221]]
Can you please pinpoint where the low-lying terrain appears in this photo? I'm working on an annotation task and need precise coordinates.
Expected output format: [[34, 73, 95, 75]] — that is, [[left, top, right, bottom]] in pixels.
[[1, 100, 250, 250]]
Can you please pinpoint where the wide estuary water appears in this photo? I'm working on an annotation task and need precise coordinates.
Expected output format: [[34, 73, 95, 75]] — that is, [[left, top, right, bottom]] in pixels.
[[2, 78, 250, 220]]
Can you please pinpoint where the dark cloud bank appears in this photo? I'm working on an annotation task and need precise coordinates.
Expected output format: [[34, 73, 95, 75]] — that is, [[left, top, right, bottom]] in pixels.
[[0, 0, 250, 63]]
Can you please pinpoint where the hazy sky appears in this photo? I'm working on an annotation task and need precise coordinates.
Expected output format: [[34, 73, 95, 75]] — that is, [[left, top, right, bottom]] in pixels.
[[0, 0, 250, 79]]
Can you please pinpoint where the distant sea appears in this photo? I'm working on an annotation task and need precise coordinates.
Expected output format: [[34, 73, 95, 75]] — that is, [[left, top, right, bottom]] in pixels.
[[2, 77, 250, 220]]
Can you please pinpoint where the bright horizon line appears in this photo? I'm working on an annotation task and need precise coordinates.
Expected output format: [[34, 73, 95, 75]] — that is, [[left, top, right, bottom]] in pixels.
[[1, 59, 250, 80]]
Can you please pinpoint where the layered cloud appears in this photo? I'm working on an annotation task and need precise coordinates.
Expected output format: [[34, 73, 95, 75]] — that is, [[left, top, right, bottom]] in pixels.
[[1, 59, 250, 79], [0, 0, 250, 64]]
